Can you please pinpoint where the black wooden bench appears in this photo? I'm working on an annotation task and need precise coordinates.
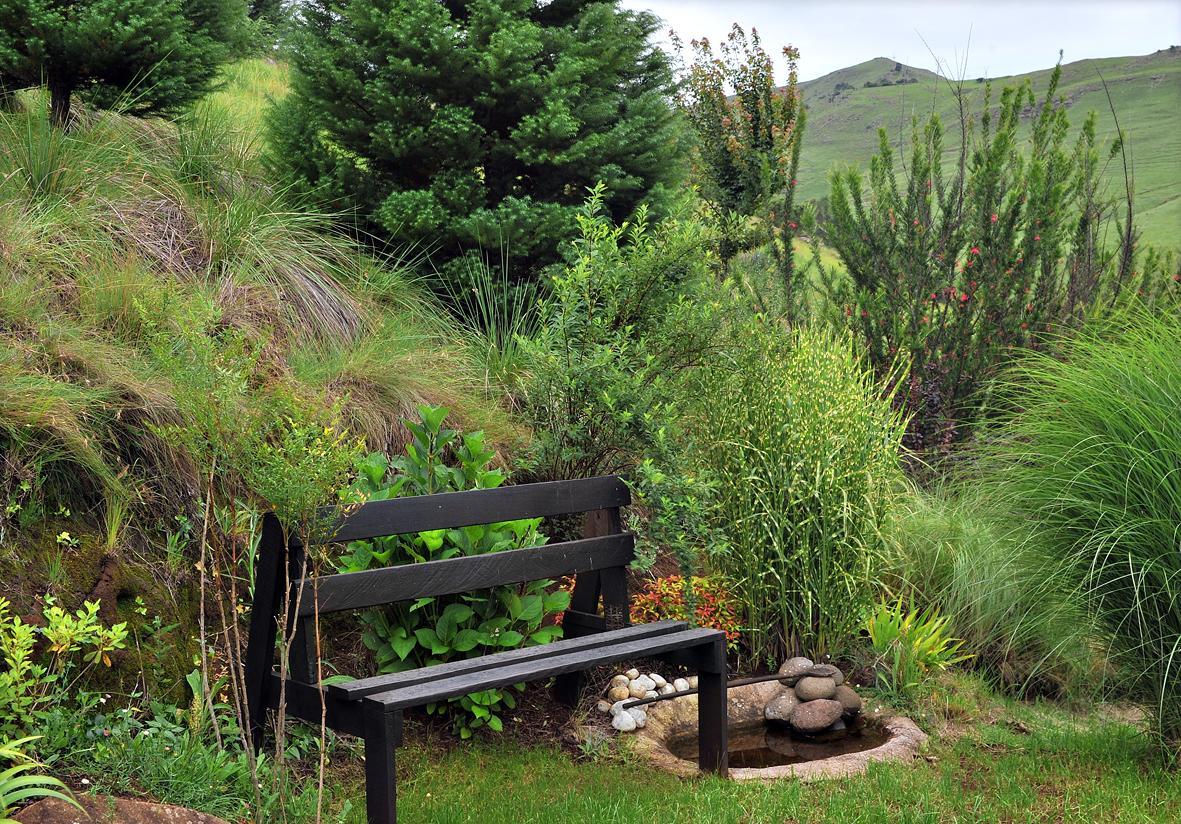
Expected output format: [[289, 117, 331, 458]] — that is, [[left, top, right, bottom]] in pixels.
[[244, 475, 729, 823]]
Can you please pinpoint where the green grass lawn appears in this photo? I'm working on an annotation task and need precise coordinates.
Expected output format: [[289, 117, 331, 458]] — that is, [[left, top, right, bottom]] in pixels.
[[319, 701, 1179, 824]]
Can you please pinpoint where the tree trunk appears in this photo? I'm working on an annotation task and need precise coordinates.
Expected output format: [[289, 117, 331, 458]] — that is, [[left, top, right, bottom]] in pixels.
[[48, 75, 73, 130]]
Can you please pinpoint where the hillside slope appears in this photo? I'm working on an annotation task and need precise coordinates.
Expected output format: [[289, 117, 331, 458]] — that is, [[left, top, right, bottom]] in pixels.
[[797, 49, 1181, 247]]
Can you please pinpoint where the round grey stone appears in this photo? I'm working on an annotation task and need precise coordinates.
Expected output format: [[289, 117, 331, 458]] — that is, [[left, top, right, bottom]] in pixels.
[[794, 675, 837, 701], [763, 690, 800, 723], [805, 664, 845, 685], [596, 700, 613, 714], [835, 684, 862, 715], [789, 698, 843, 733], [777, 656, 815, 686]]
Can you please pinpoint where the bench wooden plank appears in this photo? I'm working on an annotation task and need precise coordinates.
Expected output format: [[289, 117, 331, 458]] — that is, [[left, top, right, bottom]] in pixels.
[[294, 533, 634, 616], [313, 476, 630, 545], [365, 627, 725, 711], [330, 620, 688, 701]]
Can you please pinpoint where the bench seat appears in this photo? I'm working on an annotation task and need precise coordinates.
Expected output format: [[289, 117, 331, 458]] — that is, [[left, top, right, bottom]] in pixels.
[[331, 619, 691, 701], [361, 624, 723, 711]]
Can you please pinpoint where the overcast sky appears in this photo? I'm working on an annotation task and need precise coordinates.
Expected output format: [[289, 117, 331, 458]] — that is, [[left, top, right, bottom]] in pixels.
[[621, 1, 1181, 82]]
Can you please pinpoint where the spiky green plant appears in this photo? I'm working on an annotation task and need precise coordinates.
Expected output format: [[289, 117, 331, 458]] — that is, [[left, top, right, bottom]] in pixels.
[[0, 737, 78, 821]]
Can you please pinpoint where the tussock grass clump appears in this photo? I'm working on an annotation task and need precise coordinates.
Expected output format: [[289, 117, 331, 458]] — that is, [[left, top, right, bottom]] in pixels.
[[982, 311, 1181, 749], [885, 486, 1097, 699], [0, 69, 511, 554], [687, 324, 906, 666]]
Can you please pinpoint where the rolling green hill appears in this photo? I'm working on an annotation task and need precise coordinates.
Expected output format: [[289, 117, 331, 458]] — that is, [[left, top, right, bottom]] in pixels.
[[796, 49, 1181, 247]]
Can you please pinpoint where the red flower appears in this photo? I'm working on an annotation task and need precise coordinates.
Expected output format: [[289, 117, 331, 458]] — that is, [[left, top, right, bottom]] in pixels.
[[960, 293, 969, 303], [1034, 235, 1041, 242], [970, 246, 980, 255], [990, 213, 998, 223]]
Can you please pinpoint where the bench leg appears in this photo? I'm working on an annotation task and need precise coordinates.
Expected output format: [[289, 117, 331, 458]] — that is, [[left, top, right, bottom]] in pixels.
[[363, 703, 401, 824], [552, 671, 583, 708], [697, 638, 728, 776]]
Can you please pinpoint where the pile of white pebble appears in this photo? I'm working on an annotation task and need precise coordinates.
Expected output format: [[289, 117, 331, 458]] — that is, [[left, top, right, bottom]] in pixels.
[[593, 668, 697, 732]]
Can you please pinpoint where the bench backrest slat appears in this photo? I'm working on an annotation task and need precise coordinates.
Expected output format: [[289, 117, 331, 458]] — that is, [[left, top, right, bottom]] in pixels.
[[313, 476, 629, 545], [294, 532, 633, 616]]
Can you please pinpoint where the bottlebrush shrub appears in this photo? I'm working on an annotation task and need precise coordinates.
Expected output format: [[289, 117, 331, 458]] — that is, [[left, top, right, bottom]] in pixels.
[[819, 64, 1158, 452], [632, 576, 740, 650]]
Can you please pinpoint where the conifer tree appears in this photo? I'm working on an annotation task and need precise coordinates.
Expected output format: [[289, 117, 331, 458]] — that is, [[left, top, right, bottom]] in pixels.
[[0, 0, 247, 128], [268, 0, 682, 284]]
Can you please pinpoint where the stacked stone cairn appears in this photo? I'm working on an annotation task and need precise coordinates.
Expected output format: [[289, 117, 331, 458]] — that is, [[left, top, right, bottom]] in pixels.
[[597, 668, 696, 732], [764, 657, 863, 735]]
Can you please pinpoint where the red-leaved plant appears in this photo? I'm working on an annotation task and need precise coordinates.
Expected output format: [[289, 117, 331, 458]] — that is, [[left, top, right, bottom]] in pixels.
[[632, 575, 740, 650]]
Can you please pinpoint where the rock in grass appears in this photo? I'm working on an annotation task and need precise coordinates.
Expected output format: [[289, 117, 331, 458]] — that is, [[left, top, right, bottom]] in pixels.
[[596, 700, 613, 714], [673, 677, 690, 692], [835, 685, 862, 715], [790, 698, 843, 733], [612, 711, 637, 732], [628, 682, 648, 699], [610, 674, 630, 689], [627, 707, 647, 728], [764, 690, 800, 723], [649, 673, 667, 688], [625, 668, 640, 680], [777, 657, 815, 686], [609, 700, 630, 716], [607, 686, 630, 702], [794, 675, 837, 701]]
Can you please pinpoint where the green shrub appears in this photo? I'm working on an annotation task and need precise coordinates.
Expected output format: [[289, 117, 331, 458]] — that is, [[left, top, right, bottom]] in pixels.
[[982, 311, 1181, 749], [885, 488, 1096, 698], [0, 596, 127, 739], [685, 324, 906, 666], [515, 185, 722, 484], [865, 598, 971, 703], [339, 405, 568, 738]]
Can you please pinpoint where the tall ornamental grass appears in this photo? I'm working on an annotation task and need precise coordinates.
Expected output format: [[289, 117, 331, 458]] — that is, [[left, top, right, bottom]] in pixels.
[[984, 311, 1181, 748], [687, 324, 906, 666], [885, 487, 1096, 698]]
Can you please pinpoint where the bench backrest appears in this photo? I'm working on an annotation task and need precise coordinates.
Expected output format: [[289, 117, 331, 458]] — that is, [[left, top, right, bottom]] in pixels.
[[245, 476, 633, 692]]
